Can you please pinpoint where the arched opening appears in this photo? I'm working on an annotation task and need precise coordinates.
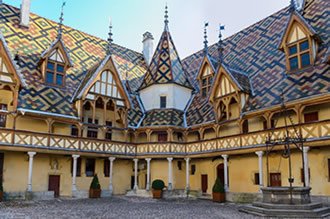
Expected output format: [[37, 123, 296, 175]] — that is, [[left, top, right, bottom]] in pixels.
[[187, 130, 200, 142], [217, 101, 227, 122], [203, 127, 216, 140], [228, 97, 239, 119], [217, 163, 225, 186]]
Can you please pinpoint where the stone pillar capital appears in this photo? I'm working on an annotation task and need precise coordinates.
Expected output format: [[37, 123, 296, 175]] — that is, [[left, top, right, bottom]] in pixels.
[[221, 154, 228, 160], [28, 152, 36, 158], [109, 157, 116, 162], [133, 158, 139, 162], [167, 157, 173, 162], [303, 147, 310, 153], [184, 157, 190, 162], [145, 158, 152, 162], [255, 151, 264, 157], [72, 154, 80, 159]]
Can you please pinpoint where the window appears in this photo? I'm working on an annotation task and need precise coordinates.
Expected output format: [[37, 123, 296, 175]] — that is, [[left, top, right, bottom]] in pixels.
[[0, 104, 7, 128], [104, 159, 110, 177], [85, 158, 95, 177], [45, 60, 65, 86], [160, 96, 166, 109], [87, 118, 98, 138], [105, 121, 112, 140], [71, 157, 81, 177], [200, 65, 213, 97], [304, 112, 318, 123], [254, 173, 260, 185], [158, 132, 168, 142], [242, 120, 249, 134], [177, 161, 182, 170], [191, 164, 196, 175], [71, 125, 79, 137]]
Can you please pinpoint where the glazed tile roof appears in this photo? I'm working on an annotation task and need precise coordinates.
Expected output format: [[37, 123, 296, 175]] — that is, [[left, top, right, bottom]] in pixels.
[[141, 109, 184, 127], [184, 0, 330, 126], [0, 0, 329, 128], [223, 64, 251, 93], [0, 3, 146, 119], [139, 28, 193, 90]]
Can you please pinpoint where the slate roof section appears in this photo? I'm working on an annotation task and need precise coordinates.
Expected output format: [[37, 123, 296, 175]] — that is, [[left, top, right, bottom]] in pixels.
[[141, 109, 184, 127], [139, 28, 193, 90], [184, 0, 330, 126]]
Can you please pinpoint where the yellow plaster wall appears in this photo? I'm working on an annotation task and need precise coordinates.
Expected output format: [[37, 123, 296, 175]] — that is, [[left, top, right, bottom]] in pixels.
[[16, 117, 48, 133]]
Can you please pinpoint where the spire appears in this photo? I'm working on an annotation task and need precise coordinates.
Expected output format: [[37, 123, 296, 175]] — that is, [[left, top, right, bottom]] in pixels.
[[203, 22, 209, 55], [218, 24, 225, 62], [164, 4, 169, 31], [58, 1, 66, 39], [107, 17, 113, 55]]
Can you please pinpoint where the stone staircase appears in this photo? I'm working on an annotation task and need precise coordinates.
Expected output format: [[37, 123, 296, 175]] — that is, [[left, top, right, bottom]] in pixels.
[[126, 189, 152, 198], [240, 202, 330, 218]]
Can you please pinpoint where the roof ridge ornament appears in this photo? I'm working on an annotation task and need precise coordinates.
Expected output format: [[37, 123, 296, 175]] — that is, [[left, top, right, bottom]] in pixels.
[[164, 4, 169, 31], [107, 17, 113, 55], [58, 1, 66, 39], [203, 22, 209, 56], [290, 0, 305, 13], [218, 24, 225, 62]]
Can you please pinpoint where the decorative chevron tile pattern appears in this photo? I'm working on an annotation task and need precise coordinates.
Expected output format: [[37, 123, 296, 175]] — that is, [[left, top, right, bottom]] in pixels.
[[142, 109, 184, 127], [0, 4, 146, 119], [184, 0, 330, 126], [139, 29, 192, 90]]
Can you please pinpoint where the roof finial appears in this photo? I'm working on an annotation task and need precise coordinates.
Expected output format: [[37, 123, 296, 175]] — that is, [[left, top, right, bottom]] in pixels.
[[290, 0, 296, 12], [218, 24, 225, 62], [107, 17, 113, 55], [58, 1, 66, 39], [164, 4, 169, 31], [203, 22, 209, 55]]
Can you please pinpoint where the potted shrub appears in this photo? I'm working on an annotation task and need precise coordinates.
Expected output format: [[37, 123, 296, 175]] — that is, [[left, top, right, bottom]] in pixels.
[[0, 180, 3, 201], [212, 178, 225, 202], [89, 174, 101, 198], [152, 179, 165, 199]]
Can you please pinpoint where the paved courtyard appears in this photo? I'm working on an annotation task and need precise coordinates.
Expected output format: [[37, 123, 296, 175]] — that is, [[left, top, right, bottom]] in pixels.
[[0, 196, 257, 219]]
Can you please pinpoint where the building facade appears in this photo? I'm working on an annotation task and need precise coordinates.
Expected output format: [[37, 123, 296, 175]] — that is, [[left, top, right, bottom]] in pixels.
[[0, 0, 329, 201]]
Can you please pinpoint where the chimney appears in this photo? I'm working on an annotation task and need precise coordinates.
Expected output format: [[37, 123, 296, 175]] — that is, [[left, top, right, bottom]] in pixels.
[[20, 0, 31, 28], [142, 32, 154, 65]]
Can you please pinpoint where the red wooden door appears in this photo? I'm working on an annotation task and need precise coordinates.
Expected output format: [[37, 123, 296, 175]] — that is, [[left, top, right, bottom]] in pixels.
[[48, 175, 60, 197], [201, 174, 208, 193], [270, 173, 281, 187]]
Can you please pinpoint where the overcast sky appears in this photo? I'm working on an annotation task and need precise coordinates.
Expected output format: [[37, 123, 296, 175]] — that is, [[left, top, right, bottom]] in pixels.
[[5, 0, 289, 58]]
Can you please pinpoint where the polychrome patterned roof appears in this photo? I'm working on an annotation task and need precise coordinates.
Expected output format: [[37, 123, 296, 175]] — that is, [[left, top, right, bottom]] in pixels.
[[142, 109, 184, 127], [184, 0, 330, 126], [139, 29, 192, 90]]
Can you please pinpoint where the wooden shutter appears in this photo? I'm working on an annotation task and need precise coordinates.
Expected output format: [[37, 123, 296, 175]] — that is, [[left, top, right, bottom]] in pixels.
[[304, 112, 319, 123]]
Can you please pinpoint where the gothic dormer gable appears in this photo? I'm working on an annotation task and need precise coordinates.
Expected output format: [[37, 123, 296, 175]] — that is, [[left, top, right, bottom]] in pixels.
[[197, 55, 217, 98], [74, 55, 131, 109]]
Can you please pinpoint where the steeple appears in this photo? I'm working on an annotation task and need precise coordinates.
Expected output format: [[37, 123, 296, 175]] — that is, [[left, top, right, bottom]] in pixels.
[[164, 4, 169, 31], [57, 1, 66, 39], [203, 22, 209, 56], [107, 17, 113, 55]]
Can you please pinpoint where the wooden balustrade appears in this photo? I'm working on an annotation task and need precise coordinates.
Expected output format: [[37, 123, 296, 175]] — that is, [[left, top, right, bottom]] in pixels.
[[0, 120, 329, 156]]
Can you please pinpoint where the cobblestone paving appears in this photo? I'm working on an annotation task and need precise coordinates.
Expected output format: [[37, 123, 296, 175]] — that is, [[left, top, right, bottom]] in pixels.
[[0, 196, 257, 219]]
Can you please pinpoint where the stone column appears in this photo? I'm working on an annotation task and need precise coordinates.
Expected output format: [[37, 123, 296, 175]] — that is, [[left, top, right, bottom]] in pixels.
[[167, 157, 173, 190], [221, 155, 229, 192], [72, 155, 80, 192], [185, 158, 190, 192], [109, 157, 116, 194], [27, 152, 36, 192], [145, 158, 151, 191], [303, 147, 310, 187], [255, 151, 264, 190], [133, 159, 139, 190]]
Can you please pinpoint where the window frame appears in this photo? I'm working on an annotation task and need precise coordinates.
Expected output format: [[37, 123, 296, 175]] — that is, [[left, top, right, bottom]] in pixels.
[[160, 96, 167, 109], [45, 59, 66, 87], [304, 111, 319, 123], [0, 104, 7, 128], [85, 158, 95, 177], [201, 74, 213, 98], [286, 38, 312, 72]]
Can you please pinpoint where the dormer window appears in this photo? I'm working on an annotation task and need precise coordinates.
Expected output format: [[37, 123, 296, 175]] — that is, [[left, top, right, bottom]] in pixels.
[[287, 28, 311, 71], [279, 12, 319, 72], [160, 96, 167, 108], [201, 65, 213, 97], [45, 50, 66, 86]]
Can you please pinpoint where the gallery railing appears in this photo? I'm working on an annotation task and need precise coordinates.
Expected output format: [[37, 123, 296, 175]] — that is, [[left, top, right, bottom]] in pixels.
[[0, 119, 329, 156]]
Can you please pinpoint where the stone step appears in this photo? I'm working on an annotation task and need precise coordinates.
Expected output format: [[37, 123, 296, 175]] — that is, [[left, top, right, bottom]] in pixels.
[[253, 202, 323, 210], [240, 205, 330, 218]]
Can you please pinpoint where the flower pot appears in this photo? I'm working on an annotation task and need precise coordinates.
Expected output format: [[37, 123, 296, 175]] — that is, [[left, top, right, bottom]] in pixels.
[[0, 191, 3, 202], [152, 189, 162, 199], [212, 192, 225, 202], [89, 188, 101, 198]]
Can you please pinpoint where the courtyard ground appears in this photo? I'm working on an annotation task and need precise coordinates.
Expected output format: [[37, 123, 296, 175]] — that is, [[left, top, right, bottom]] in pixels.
[[0, 196, 257, 219]]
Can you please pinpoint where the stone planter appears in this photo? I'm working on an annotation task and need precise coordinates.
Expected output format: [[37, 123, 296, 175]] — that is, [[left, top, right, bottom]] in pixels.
[[89, 189, 101, 198], [152, 189, 162, 199], [212, 192, 225, 202]]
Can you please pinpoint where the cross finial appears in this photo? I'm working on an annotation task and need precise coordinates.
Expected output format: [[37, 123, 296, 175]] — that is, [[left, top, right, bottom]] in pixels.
[[107, 17, 113, 55], [218, 24, 225, 62], [164, 4, 169, 31], [203, 22, 209, 55], [58, 1, 66, 39]]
